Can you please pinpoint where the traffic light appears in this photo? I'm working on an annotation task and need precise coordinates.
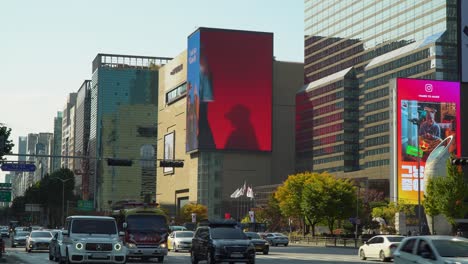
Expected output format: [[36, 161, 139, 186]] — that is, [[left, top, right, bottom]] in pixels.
[[107, 158, 133, 166], [159, 160, 184, 168], [451, 158, 468, 166]]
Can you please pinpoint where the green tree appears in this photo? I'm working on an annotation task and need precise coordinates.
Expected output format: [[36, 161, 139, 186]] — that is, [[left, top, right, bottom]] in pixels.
[[320, 174, 356, 234], [300, 172, 327, 237], [371, 201, 415, 234], [180, 203, 208, 223], [275, 172, 313, 233], [423, 157, 468, 231], [0, 123, 14, 161], [254, 194, 286, 232]]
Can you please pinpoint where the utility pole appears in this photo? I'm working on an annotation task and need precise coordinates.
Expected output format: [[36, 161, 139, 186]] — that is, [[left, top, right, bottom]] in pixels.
[[52, 177, 73, 226]]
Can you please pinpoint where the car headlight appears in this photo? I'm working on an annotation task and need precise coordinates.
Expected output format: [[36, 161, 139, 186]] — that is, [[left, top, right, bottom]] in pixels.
[[160, 243, 166, 248], [264, 242, 269, 245], [114, 243, 122, 251], [127, 243, 136, 248], [75, 242, 84, 250]]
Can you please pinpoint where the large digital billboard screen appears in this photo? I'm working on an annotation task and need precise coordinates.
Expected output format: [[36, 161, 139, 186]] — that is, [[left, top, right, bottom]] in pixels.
[[186, 28, 273, 152], [396, 78, 460, 204]]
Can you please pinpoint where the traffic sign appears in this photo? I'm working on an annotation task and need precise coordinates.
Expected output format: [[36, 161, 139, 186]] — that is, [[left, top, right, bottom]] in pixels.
[[77, 200, 94, 211], [0, 191, 11, 202], [1, 163, 36, 172], [0, 183, 12, 188]]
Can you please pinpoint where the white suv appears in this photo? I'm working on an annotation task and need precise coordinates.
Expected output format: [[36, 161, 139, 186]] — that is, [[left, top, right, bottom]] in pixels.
[[61, 215, 127, 263]]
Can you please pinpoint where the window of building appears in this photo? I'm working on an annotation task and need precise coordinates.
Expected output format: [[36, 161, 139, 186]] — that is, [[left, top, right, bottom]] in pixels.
[[166, 83, 187, 104]]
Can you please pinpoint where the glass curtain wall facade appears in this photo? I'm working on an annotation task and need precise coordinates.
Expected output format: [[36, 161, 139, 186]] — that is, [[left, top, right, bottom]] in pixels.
[[52, 112, 63, 173], [75, 80, 91, 199], [89, 54, 171, 210], [302, 0, 458, 189]]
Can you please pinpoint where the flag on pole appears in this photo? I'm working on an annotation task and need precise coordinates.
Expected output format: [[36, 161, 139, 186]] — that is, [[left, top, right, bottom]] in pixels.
[[246, 186, 254, 199], [240, 181, 247, 196], [230, 188, 241, 198]]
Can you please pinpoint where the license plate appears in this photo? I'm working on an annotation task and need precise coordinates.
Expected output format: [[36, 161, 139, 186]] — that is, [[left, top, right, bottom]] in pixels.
[[92, 253, 108, 259], [231, 253, 243, 258]]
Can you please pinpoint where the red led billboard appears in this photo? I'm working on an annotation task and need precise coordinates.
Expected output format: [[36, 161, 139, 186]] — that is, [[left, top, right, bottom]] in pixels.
[[186, 28, 273, 152]]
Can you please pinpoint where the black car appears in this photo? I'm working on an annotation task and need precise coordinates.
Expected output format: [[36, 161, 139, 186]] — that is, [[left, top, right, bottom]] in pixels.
[[244, 232, 269, 255], [190, 220, 256, 264]]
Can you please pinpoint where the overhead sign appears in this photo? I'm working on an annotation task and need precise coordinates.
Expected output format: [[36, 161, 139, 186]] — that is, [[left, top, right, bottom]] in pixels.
[[77, 200, 94, 211], [1, 163, 36, 172], [0, 191, 12, 202], [0, 183, 12, 189]]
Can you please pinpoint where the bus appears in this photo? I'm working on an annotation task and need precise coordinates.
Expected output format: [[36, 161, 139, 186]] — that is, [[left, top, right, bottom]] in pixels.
[[113, 204, 169, 262]]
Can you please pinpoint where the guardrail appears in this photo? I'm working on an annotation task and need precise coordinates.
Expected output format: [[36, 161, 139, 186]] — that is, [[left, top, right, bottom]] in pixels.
[[289, 236, 365, 248]]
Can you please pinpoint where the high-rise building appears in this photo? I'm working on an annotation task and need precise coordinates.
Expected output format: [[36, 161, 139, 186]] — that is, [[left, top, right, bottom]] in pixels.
[[52, 111, 63, 172], [89, 54, 171, 210], [12, 136, 27, 198], [62, 93, 77, 170], [75, 80, 91, 199], [33, 132, 53, 182], [300, 0, 458, 193]]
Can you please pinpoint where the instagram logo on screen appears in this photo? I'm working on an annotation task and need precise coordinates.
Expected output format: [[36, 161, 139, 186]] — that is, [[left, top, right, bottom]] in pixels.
[[425, 83, 433, 92]]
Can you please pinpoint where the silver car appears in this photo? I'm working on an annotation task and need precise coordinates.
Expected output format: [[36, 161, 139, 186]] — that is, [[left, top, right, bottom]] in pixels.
[[264, 233, 289, 246], [11, 231, 30, 247], [393, 235, 468, 263], [168, 231, 194, 252], [26, 230, 53, 252]]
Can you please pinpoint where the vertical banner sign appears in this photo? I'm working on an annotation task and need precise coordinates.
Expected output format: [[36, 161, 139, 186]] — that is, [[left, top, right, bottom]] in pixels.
[[191, 213, 197, 223], [248, 211, 255, 223], [396, 78, 460, 204], [163, 132, 175, 174], [462, 0, 468, 82]]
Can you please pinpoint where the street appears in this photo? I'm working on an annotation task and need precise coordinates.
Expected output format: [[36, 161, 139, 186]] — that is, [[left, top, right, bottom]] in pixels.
[[1, 238, 384, 264]]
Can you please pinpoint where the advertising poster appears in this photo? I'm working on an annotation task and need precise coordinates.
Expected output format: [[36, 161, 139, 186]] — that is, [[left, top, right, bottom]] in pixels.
[[164, 132, 175, 174], [396, 78, 460, 203], [186, 28, 273, 152]]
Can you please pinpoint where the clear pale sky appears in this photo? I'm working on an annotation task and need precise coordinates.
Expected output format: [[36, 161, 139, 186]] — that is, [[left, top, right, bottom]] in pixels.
[[0, 0, 304, 180]]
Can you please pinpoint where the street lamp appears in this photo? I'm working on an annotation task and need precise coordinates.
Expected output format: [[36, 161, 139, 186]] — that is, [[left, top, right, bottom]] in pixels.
[[52, 177, 73, 225], [409, 118, 422, 235]]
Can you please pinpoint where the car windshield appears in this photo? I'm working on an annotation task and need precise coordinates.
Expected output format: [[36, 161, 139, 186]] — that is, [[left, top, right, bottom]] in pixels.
[[31, 231, 52, 238], [246, 232, 261, 239], [273, 233, 286, 237], [433, 239, 468, 257], [387, 237, 404, 242], [71, 219, 117, 234], [15, 232, 29, 236], [176, 231, 194, 238], [211, 227, 247, 239], [127, 215, 167, 232]]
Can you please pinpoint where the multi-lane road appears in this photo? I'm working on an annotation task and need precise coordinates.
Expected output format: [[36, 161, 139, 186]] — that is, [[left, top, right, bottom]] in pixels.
[[1, 239, 383, 263]]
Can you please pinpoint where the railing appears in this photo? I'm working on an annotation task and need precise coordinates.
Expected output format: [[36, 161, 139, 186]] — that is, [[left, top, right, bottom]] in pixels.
[[288, 236, 365, 248]]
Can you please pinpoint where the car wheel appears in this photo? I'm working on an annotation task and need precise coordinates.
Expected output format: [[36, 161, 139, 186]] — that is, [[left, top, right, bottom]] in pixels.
[[49, 252, 54, 260], [157, 256, 164, 262], [284, 243, 288, 247], [190, 251, 199, 264], [248, 257, 256, 264], [379, 250, 388, 262], [359, 249, 366, 260], [207, 250, 216, 264], [173, 243, 178, 252], [263, 249, 269, 255]]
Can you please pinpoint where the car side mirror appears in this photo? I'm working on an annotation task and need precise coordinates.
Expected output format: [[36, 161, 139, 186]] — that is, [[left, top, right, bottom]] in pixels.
[[123, 222, 127, 230], [62, 230, 69, 236], [119, 231, 125, 236]]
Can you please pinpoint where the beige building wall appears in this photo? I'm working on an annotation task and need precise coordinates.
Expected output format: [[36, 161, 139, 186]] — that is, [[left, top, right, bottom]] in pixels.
[[156, 50, 198, 212]]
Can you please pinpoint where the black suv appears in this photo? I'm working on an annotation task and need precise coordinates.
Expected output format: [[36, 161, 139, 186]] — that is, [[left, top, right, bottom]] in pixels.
[[190, 220, 256, 264]]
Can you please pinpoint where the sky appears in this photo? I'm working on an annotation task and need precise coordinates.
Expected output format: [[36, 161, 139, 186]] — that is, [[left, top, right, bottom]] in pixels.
[[0, 0, 304, 181]]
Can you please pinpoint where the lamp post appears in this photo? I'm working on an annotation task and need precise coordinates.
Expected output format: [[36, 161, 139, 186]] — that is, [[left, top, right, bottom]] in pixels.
[[53, 177, 73, 225], [409, 118, 422, 235]]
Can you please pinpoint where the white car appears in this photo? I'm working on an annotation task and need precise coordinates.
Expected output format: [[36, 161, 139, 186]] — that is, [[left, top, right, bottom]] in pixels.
[[359, 235, 405, 261], [264, 233, 289, 246], [167, 230, 194, 252], [393, 235, 468, 263], [26, 230, 53, 252]]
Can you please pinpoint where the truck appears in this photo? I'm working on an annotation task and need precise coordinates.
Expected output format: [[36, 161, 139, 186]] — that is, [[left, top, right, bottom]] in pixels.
[[113, 204, 168, 263]]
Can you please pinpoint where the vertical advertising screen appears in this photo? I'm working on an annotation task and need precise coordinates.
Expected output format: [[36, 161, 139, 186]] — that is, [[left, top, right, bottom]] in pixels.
[[186, 28, 273, 152], [397, 78, 460, 204]]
